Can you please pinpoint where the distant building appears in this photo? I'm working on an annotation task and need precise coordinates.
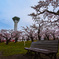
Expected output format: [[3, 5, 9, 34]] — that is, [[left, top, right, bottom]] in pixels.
[[12, 16, 20, 31]]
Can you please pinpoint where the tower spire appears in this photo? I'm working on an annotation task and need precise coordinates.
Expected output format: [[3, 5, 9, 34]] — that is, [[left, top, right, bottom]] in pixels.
[[12, 16, 20, 31]]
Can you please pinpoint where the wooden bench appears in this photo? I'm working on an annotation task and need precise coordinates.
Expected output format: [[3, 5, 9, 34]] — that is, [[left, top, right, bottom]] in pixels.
[[24, 40, 58, 59]]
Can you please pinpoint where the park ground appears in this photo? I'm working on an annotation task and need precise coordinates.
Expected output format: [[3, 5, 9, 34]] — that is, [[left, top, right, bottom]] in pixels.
[[0, 41, 59, 59]]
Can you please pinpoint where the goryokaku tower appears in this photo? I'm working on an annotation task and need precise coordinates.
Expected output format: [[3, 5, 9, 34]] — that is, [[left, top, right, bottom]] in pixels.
[[12, 16, 20, 31]]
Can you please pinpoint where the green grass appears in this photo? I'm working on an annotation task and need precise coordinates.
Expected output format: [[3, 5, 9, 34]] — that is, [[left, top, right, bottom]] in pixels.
[[57, 42, 59, 56], [0, 41, 59, 56], [0, 41, 31, 56]]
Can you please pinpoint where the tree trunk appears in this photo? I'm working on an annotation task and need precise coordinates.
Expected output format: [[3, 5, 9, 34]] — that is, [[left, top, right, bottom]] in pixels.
[[30, 35, 34, 42], [27, 36, 30, 41], [47, 36, 49, 40], [38, 29, 41, 40], [15, 38, 18, 43], [31, 37, 33, 42], [6, 40, 9, 45], [45, 34, 49, 40], [22, 39, 23, 41], [38, 24, 41, 40], [38, 35, 41, 40], [53, 35, 55, 40], [6, 38, 11, 45], [53, 37, 55, 40], [46, 35, 49, 40], [44, 37, 47, 40], [0, 39, 1, 43]]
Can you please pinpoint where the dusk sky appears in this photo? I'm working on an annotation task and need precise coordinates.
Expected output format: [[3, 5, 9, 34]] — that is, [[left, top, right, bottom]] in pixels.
[[0, 0, 39, 30]]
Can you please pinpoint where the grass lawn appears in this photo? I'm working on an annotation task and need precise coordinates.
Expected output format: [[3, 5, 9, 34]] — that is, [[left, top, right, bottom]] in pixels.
[[0, 41, 31, 56], [0, 41, 59, 56]]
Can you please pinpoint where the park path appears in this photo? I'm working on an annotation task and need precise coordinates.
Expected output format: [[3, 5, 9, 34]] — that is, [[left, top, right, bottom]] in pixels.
[[0, 54, 59, 59]]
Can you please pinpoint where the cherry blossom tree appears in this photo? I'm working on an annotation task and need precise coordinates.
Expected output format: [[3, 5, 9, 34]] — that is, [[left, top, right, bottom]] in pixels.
[[41, 26, 59, 40], [28, 0, 59, 40], [0, 33, 2, 43], [12, 31, 22, 43], [31, 0, 59, 15], [22, 26, 37, 42], [0, 29, 22, 44], [0, 29, 13, 45]]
